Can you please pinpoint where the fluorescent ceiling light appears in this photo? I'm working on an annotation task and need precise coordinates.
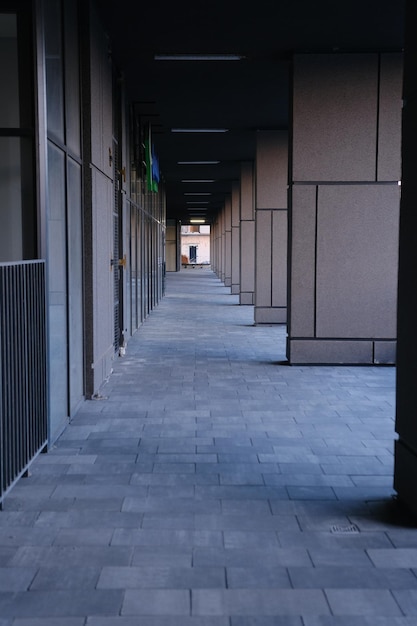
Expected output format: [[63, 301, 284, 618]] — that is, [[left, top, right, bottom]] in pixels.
[[186, 201, 210, 204], [184, 193, 212, 196], [181, 179, 215, 183], [171, 128, 228, 133], [178, 161, 220, 165], [190, 219, 206, 223], [155, 54, 244, 61]]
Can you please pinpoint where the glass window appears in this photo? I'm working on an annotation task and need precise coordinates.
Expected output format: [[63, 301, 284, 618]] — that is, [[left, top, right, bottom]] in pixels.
[[0, 137, 23, 261], [0, 14, 19, 128], [44, 0, 64, 142]]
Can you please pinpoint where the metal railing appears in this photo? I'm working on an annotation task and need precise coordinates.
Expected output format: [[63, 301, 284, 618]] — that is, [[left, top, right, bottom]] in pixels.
[[0, 261, 48, 508]]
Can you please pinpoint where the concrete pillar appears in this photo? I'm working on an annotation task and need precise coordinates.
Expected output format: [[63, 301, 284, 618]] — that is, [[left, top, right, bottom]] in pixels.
[[254, 131, 288, 324], [210, 221, 216, 273], [288, 53, 402, 364], [214, 211, 222, 278], [220, 206, 225, 282], [394, 1, 417, 516], [166, 219, 180, 271], [224, 197, 232, 287], [240, 162, 255, 305], [231, 183, 240, 295]]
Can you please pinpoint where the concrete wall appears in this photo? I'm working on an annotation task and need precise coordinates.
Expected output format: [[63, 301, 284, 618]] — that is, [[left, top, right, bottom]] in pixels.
[[288, 53, 402, 364], [394, 0, 417, 517], [255, 131, 288, 324]]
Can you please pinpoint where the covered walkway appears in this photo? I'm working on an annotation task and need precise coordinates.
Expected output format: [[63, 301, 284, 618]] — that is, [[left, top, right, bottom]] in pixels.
[[1, 269, 416, 624]]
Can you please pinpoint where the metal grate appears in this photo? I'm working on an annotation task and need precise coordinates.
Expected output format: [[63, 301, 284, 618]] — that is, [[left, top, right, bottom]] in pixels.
[[0, 261, 48, 508], [330, 524, 360, 534], [113, 138, 121, 353]]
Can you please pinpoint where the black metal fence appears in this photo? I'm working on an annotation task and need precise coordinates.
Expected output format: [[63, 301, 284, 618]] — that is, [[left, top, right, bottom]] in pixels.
[[0, 261, 48, 508]]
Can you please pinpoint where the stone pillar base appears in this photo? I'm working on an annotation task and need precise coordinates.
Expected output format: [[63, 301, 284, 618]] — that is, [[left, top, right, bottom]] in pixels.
[[394, 439, 417, 519]]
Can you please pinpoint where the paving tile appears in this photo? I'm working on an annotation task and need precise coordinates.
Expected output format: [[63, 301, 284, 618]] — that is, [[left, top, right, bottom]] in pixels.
[[367, 548, 417, 567], [307, 548, 373, 567], [324, 589, 403, 616], [231, 618, 302, 626], [193, 547, 312, 567], [0, 527, 57, 547], [97, 565, 225, 589], [0, 568, 37, 591], [30, 566, 100, 590], [88, 615, 231, 626], [9, 546, 133, 568], [391, 590, 417, 615], [286, 486, 337, 500], [112, 528, 223, 548], [194, 513, 298, 532], [226, 566, 291, 588], [122, 589, 190, 616], [35, 510, 143, 528], [53, 528, 113, 546], [278, 530, 393, 549], [288, 566, 417, 588], [0, 547, 20, 567], [192, 588, 330, 615], [13, 617, 84, 626], [302, 618, 417, 626], [0, 590, 123, 618], [223, 530, 279, 549], [122, 497, 222, 515]]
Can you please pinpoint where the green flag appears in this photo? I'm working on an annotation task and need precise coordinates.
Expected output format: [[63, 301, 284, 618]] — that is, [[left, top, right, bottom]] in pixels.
[[145, 124, 158, 192]]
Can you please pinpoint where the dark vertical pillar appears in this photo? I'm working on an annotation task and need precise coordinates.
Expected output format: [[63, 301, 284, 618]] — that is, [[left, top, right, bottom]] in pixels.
[[394, 0, 417, 516]]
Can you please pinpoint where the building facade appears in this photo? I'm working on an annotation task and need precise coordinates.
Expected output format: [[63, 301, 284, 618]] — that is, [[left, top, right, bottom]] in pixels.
[[0, 0, 166, 505], [1, 0, 417, 518]]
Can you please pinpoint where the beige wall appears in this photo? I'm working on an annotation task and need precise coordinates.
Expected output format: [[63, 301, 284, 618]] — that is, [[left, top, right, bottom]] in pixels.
[[181, 231, 210, 265]]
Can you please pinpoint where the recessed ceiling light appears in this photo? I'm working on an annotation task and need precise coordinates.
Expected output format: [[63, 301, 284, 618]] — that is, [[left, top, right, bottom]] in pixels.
[[178, 161, 220, 165], [155, 54, 244, 61], [171, 128, 228, 133]]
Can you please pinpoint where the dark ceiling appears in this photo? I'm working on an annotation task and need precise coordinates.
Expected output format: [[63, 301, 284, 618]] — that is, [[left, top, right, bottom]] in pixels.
[[97, 0, 405, 224]]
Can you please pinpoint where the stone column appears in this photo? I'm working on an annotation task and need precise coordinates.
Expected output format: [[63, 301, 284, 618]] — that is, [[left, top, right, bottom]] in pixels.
[[240, 162, 255, 305], [288, 53, 402, 364], [254, 131, 288, 324], [224, 197, 232, 287], [231, 183, 240, 295], [166, 219, 180, 271]]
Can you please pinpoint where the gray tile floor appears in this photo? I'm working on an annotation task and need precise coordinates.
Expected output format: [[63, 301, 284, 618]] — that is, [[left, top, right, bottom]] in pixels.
[[1, 268, 416, 625]]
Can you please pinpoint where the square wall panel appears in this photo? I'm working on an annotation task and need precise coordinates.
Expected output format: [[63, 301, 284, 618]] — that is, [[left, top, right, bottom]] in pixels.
[[292, 54, 378, 182], [289, 185, 316, 337], [316, 184, 400, 338]]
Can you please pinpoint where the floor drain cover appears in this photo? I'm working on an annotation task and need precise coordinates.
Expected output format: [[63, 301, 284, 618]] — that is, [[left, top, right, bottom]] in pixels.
[[330, 524, 360, 534]]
